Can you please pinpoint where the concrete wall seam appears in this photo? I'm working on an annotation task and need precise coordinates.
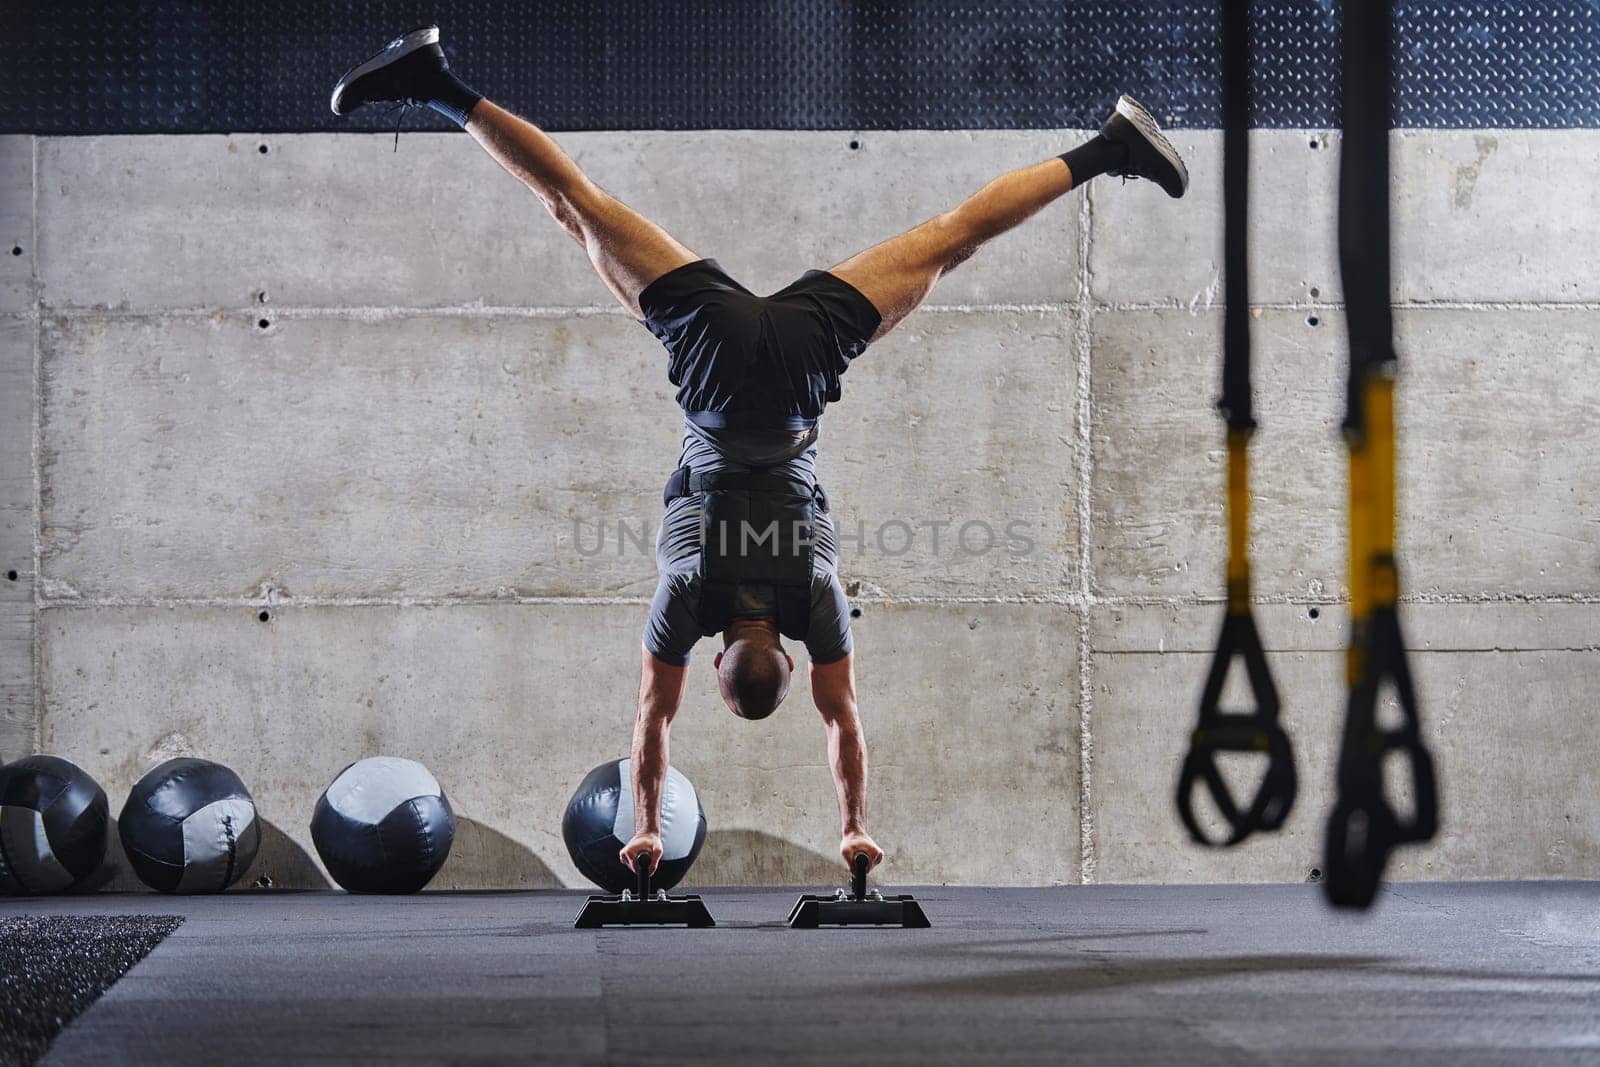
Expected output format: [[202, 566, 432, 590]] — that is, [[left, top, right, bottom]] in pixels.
[[1074, 181, 1098, 885]]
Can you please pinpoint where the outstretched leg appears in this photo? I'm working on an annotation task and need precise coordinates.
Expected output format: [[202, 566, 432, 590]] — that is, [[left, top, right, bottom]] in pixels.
[[331, 26, 697, 318], [829, 157, 1077, 341], [465, 100, 699, 317], [831, 96, 1187, 341]]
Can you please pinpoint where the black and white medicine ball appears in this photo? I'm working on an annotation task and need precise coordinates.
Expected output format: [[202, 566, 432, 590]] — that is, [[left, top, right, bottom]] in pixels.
[[119, 757, 260, 893], [0, 755, 110, 895], [310, 757, 454, 893], [562, 758, 706, 893]]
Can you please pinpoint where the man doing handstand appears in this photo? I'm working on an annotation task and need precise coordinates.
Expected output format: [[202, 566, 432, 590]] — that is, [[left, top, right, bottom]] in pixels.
[[332, 26, 1187, 879]]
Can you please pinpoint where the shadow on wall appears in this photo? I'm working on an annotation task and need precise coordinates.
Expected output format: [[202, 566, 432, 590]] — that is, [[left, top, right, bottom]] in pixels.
[[241, 819, 330, 890], [693, 829, 848, 886], [80, 814, 557, 892], [74, 816, 129, 893], [431, 816, 560, 890], [77, 816, 329, 892]]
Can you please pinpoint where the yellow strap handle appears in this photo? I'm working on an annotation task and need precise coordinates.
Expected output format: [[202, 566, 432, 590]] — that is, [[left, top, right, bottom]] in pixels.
[[1347, 372, 1398, 684], [1225, 429, 1252, 614], [1367, 374, 1399, 608]]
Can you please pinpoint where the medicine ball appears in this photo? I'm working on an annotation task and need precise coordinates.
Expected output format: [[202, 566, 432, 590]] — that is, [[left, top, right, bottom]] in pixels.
[[562, 758, 706, 893], [119, 757, 260, 893], [310, 756, 454, 893], [0, 755, 109, 895]]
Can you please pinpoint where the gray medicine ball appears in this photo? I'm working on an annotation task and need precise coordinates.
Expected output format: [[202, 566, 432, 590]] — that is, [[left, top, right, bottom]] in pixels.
[[119, 757, 260, 893], [562, 758, 706, 893], [310, 757, 455, 893], [0, 755, 110, 895]]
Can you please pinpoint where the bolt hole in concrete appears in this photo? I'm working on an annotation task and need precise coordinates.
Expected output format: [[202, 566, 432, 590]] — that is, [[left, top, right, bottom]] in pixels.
[[258, 143, 269, 154], [258, 610, 271, 623], [848, 139, 860, 150], [1308, 867, 1324, 882], [1309, 286, 1320, 299], [1309, 136, 1320, 150], [258, 318, 271, 330], [258, 290, 269, 304], [5, 570, 17, 581], [9, 245, 19, 256], [1308, 606, 1321, 620], [850, 607, 862, 618], [1306, 314, 1320, 327]]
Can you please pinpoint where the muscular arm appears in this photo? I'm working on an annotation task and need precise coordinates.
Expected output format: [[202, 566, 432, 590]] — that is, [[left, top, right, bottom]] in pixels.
[[810, 653, 884, 871], [622, 645, 691, 874]]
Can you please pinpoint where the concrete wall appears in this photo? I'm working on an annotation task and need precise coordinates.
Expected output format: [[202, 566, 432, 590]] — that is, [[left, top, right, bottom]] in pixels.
[[1, 129, 1595, 889]]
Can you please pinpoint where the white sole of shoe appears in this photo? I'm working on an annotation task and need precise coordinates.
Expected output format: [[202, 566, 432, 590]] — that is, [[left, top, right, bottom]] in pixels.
[[330, 25, 441, 115], [1115, 94, 1190, 193]]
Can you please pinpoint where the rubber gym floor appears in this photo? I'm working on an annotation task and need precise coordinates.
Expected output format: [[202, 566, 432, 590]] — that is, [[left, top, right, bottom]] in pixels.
[[2, 881, 1597, 1065]]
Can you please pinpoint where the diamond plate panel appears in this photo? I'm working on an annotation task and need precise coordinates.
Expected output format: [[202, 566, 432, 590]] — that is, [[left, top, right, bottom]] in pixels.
[[1, 1, 1596, 132]]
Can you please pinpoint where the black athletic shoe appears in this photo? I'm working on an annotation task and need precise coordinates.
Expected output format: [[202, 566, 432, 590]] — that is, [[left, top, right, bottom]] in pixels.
[[330, 25, 447, 116], [1100, 95, 1189, 198]]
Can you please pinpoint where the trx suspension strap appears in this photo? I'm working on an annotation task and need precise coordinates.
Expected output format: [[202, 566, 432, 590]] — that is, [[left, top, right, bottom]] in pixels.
[[1176, 0, 1296, 847], [1324, 0, 1439, 909]]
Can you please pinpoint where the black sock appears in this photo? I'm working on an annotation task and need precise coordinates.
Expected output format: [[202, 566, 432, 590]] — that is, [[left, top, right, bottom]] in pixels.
[[1059, 133, 1128, 185], [422, 66, 483, 127]]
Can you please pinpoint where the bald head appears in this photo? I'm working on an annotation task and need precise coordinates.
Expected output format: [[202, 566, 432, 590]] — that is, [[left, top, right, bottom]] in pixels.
[[715, 618, 794, 720]]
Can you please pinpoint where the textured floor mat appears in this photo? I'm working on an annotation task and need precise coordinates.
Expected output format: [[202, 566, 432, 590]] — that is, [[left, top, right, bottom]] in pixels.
[[0, 915, 182, 1067]]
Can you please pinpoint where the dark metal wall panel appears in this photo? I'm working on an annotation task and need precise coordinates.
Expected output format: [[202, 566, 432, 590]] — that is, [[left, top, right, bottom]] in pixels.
[[3, 1, 1598, 133]]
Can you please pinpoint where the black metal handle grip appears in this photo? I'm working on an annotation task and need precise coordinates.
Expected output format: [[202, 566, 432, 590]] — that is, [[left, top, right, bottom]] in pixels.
[[1177, 719, 1297, 846], [1177, 611, 1297, 846], [635, 851, 652, 899], [851, 852, 869, 901], [1325, 737, 1437, 909], [1324, 609, 1439, 909]]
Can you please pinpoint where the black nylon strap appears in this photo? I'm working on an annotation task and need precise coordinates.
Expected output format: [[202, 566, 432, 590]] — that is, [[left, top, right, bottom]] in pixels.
[[1325, 0, 1440, 910], [1174, 0, 1297, 850], [686, 410, 818, 433], [1219, 0, 1253, 432], [688, 471, 812, 497], [662, 465, 691, 506], [1177, 612, 1297, 847], [663, 466, 816, 505], [1339, 0, 1398, 439]]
